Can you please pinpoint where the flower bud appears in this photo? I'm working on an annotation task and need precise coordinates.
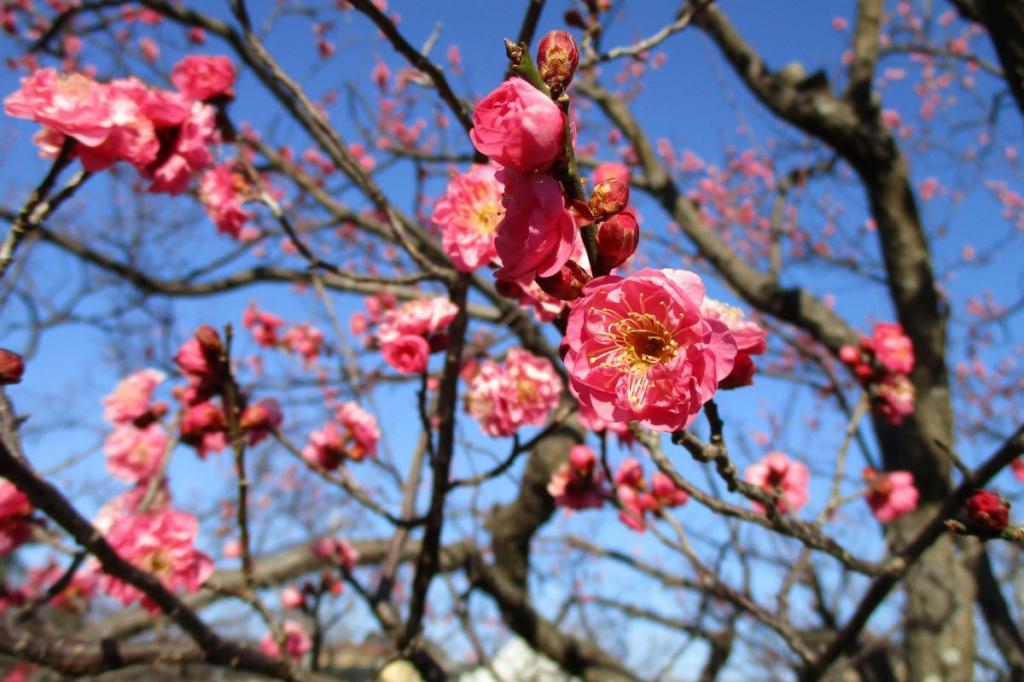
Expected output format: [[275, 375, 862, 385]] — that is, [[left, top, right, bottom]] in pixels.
[[281, 586, 305, 609], [536, 30, 579, 91], [181, 402, 228, 444], [569, 444, 595, 473], [494, 279, 523, 299], [535, 260, 591, 300], [838, 345, 861, 365], [595, 209, 639, 270], [966, 489, 1010, 532], [194, 325, 223, 366], [240, 399, 282, 434], [428, 332, 450, 354], [0, 349, 24, 385], [587, 176, 629, 220]]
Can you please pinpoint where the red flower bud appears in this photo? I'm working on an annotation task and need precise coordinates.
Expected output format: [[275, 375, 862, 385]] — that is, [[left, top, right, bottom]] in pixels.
[[239, 401, 279, 433], [535, 260, 591, 300], [181, 402, 228, 444], [966, 489, 1010, 532], [194, 325, 223, 366], [838, 344, 861, 365], [494, 279, 523, 299], [595, 209, 639, 271], [587, 176, 629, 220], [0, 349, 24, 385], [428, 332, 450, 354], [536, 30, 579, 91]]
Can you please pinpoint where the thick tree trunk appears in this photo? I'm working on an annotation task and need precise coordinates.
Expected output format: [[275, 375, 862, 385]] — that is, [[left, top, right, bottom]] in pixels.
[[951, 0, 1024, 122]]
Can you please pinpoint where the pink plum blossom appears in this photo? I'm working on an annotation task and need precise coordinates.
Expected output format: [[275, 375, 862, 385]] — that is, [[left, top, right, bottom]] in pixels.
[[101, 509, 213, 612], [259, 620, 311, 660], [563, 269, 737, 432], [170, 55, 236, 101], [744, 451, 810, 514], [381, 334, 430, 374], [465, 348, 561, 437], [302, 422, 348, 469], [875, 374, 915, 425], [469, 77, 565, 173], [0, 482, 31, 556], [335, 402, 379, 458], [866, 322, 914, 375], [144, 100, 216, 194], [700, 297, 767, 389], [282, 324, 324, 365], [493, 169, 576, 281], [433, 164, 504, 271], [376, 297, 458, 345], [863, 468, 919, 523], [303, 403, 378, 467], [199, 165, 252, 238], [102, 368, 166, 425], [103, 423, 167, 483], [74, 77, 158, 172], [548, 445, 607, 511], [650, 472, 688, 509], [281, 586, 305, 609], [93, 484, 169, 535], [4, 69, 112, 147], [239, 398, 283, 445], [242, 303, 284, 348], [311, 536, 359, 571]]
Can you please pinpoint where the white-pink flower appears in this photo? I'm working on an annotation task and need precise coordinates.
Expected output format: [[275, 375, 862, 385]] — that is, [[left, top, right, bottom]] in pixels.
[[102, 368, 166, 425], [563, 269, 737, 432], [864, 468, 919, 523], [336, 402, 380, 457], [376, 297, 458, 345], [259, 620, 311, 660], [103, 423, 168, 483], [744, 451, 810, 514], [433, 164, 504, 272], [101, 509, 213, 612], [465, 348, 561, 437]]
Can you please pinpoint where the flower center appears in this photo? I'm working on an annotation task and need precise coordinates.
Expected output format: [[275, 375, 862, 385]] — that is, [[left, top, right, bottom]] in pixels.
[[472, 201, 503, 236], [138, 549, 172, 578], [609, 312, 678, 369], [592, 311, 680, 408]]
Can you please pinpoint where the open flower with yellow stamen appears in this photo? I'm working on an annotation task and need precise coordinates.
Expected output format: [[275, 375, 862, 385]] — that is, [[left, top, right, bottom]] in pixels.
[[432, 164, 504, 272], [563, 269, 737, 432]]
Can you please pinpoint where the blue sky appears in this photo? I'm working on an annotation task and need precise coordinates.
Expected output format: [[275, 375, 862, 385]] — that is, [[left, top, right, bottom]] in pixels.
[[1, 0, 1022, 676]]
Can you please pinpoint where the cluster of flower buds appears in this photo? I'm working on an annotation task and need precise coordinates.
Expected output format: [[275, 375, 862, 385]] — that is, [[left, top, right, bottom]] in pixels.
[[174, 325, 282, 457], [468, 31, 642, 310], [547, 445, 608, 511], [839, 322, 916, 424]]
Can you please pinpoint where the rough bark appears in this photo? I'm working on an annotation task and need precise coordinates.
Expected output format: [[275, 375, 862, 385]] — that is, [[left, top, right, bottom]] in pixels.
[[950, 0, 1024, 121], [974, 548, 1024, 679], [684, 3, 974, 678]]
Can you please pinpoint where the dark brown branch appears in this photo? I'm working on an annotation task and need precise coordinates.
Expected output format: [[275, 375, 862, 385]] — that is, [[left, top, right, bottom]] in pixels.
[[348, 0, 476, 138], [0, 620, 206, 676], [800, 421, 1024, 680], [0, 440, 306, 681], [400, 274, 470, 653], [949, 0, 1024, 120], [974, 548, 1024, 676], [847, 0, 884, 111]]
